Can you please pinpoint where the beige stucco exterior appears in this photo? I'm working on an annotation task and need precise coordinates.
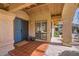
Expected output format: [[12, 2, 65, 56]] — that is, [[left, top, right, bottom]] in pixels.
[[0, 9, 15, 55], [0, 9, 29, 55], [13, 10, 29, 20]]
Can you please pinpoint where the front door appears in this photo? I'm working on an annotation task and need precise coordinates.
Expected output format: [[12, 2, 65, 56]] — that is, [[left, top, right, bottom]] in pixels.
[[35, 21, 47, 41], [14, 17, 28, 43]]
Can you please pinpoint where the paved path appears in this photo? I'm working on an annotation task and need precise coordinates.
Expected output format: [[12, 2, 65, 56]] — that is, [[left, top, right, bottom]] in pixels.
[[45, 37, 79, 56]]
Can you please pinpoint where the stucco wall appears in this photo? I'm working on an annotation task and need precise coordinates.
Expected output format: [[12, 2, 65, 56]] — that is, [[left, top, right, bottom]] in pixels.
[[13, 10, 29, 20], [0, 9, 29, 55], [0, 9, 15, 55]]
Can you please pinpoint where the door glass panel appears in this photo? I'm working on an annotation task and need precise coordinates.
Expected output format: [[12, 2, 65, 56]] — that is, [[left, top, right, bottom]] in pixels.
[[36, 22, 40, 33], [35, 21, 47, 40]]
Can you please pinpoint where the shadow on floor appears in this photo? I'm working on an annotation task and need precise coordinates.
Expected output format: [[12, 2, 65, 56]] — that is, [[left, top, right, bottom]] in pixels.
[[49, 42, 79, 46], [49, 42, 63, 46], [59, 50, 79, 56]]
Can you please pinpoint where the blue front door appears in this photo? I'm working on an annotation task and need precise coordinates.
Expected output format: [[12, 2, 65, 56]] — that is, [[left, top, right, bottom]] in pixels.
[[14, 17, 28, 43], [14, 18, 22, 43]]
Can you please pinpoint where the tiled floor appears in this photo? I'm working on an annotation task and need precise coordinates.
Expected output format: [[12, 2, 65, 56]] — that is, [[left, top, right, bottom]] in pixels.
[[9, 41, 49, 56], [8, 37, 79, 56]]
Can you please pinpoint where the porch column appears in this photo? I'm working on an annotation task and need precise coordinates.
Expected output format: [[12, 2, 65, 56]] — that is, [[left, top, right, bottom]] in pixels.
[[62, 4, 77, 46], [0, 9, 15, 55]]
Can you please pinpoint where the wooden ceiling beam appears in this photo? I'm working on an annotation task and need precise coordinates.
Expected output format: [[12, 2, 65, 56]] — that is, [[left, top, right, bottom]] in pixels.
[[27, 3, 49, 11], [8, 3, 34, 12]]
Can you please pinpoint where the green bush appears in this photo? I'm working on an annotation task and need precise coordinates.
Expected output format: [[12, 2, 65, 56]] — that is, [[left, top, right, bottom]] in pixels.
[[54, 31, 59, 37]]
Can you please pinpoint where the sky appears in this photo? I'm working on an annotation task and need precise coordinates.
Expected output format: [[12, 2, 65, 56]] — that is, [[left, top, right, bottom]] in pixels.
[[72, 8, 79, 25]]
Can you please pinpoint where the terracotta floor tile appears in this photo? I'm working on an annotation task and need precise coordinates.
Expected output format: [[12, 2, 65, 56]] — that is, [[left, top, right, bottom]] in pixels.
[[9, 41, 49, 56]]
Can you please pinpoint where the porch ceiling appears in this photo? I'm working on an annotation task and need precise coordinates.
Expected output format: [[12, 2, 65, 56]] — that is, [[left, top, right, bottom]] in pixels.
[[49, 3, 64, 16], [0, 3, 64, 15], [23, 3, 64, 16]]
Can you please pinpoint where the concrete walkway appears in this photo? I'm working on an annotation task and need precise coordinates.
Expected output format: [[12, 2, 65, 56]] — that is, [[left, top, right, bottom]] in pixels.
[[45, 37, 79, 56]]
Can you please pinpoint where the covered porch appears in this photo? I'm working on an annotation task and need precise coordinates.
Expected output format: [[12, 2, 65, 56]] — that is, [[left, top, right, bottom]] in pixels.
[[0, 3, 79, 56]]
